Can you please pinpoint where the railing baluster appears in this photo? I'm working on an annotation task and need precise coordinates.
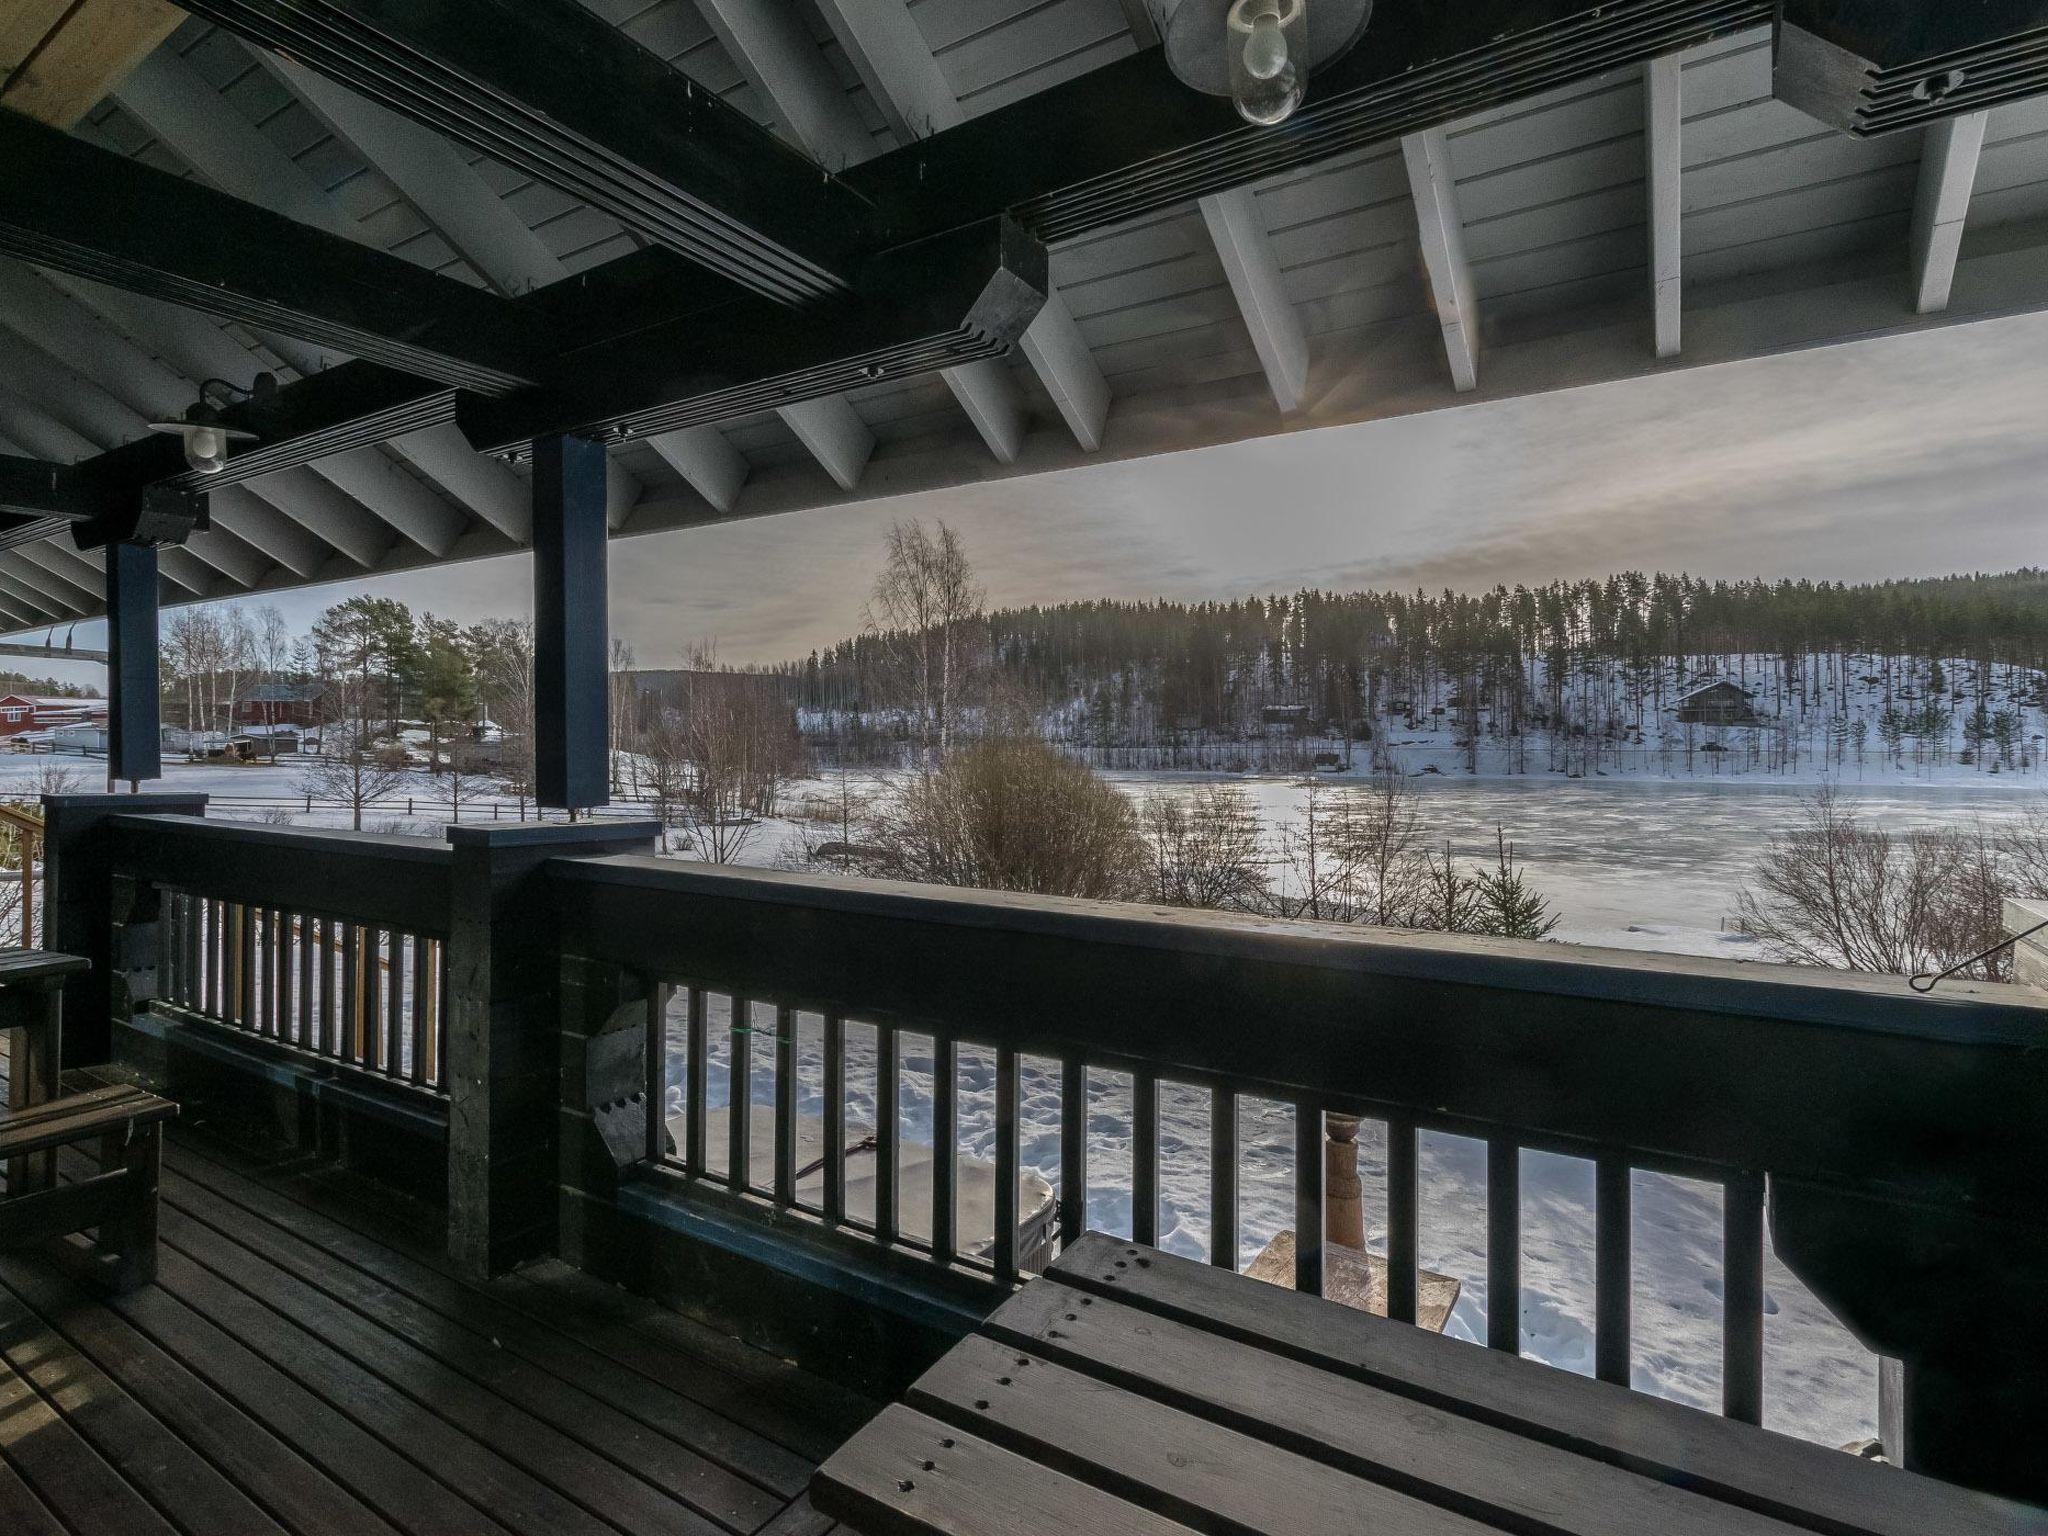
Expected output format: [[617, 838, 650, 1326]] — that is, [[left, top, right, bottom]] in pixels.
[[183, 893, 199, 1009], [1487, 1134, 1521, 1354], [264, 908, 281, 1037], [1387, 1115, 1419, 1325], [206, 900, 220, 1018], [274, 909, 292, 1042], [340, 923, 360, 1066], [822, 1014, 845, 1225], [319, 918, 337, 1059], [685, 986, 707, 1175], [1209, 1085, 1236, 1269], [1295, 1103, 1324, 1297], [1060, 1057, 1087, 1251], [163, 894, 180, 1004], [931, 1033, 956, 1264], [1132, 1073, 1159, 1247], [773, 1006, 797, 1208], [728, 995, 752, 1190], [994, 1046, 1019, 1282], [409, 932, 429, 1085], [1723, 1171, 1766, 1424], [296, 914, 314, 1051], [644, 984, 667, 1163], [1596, 1155, 1632, 1387], [875, 1025, 898, 1243], [236, 903, 256, 1029], [385, 931, 406, 1079]]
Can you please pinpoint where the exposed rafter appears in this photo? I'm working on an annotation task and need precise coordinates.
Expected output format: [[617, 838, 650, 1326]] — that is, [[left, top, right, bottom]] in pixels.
[[1647, 52, 1684, 358], [645, 428, 749, 517], [239, 43, 658, 526], [1199, 190, 1309, 414], [258, 52, 564, 296], [1910, 113, 1988, 315], [778, 397, 874, 494], [846, 0, 1768, 248], [1402, 128, 1480, 392], [814, 0, 1108, 455], [695, 0, 1023, 478], [0, 110, 542, 395], [181, 0, 870, 306]]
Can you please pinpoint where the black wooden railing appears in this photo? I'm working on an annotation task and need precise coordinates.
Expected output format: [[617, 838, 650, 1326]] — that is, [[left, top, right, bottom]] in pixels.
[[107, 814, 452, 1096], [37, 799, 2048, 1500], [551, 853, 2048, 1474]]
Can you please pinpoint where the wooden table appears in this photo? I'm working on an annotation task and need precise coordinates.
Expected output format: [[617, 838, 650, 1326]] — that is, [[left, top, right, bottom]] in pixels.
[[813, 1232, 2033, 1535], [0, 948, 88, 1193]]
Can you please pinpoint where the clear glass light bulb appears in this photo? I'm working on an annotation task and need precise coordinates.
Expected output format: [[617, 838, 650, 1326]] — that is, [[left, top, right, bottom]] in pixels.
[[1227, 0, 1307, 126], [1243, 9, 1287, 81], [187, 425, 227, 474]]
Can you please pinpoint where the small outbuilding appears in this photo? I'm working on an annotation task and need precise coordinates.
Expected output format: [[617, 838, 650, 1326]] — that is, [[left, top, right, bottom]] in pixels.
[[1675, 680, 1758, 726]]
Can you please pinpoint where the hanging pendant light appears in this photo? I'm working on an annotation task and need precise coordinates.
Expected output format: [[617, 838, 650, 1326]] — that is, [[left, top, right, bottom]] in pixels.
[[147, 373, 276, 475], [1152, 0, 1374, 126]]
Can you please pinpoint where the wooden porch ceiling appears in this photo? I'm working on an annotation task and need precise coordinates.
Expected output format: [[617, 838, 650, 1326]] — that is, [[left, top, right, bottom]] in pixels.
[[0, 1, 2045, 630]]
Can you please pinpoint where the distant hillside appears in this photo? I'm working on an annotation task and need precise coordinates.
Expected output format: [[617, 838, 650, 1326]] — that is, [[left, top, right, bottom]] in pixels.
[[779, 570, 2048, 778]]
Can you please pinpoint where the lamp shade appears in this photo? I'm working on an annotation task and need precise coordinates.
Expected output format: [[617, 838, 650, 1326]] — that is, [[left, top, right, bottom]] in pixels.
[[1151, 0, 1374, 100]]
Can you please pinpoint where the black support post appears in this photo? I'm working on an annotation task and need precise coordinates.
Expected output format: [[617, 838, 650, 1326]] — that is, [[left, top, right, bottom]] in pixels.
[[106, 541, 161, 787], [531, 433, 609, 811], [443, 819, 658, 1278]]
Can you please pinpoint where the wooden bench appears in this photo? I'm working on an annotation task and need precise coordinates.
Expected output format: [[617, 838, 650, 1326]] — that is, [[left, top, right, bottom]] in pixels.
[[812, 1232, 2036, 1535], [0, 1078, 176, 1291]]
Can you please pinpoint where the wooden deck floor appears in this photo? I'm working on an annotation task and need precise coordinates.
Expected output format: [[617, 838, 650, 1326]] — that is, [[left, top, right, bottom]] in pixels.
[[0, 1091, 869, 1534]]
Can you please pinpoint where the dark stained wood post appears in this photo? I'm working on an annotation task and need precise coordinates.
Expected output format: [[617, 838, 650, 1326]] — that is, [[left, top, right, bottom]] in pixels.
[[443, 819, 658, 1279], [106, 540, 162, 788], [39, 792, 208, 1066], [530, 433, 610, 811]]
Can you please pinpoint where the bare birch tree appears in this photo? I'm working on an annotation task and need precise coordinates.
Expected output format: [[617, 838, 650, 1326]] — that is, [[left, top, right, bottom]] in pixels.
[[866, 519, 984, 760]]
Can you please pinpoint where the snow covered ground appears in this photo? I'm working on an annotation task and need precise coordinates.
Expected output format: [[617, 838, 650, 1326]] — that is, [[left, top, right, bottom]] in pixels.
[[14, 750, 2038, 1451]]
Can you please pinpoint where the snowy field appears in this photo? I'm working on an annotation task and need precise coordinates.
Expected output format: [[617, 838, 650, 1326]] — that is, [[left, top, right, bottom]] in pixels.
[[14, 752, 2042, 1450]]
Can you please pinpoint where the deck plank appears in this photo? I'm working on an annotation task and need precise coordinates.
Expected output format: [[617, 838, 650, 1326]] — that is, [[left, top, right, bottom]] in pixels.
[[0, 1331, 180, 1536], [0, 1450, 66, 1536], [157, 1166, 778, 1532], [0, 1254, 401, 1536], [0, 1122, 858, 1536], [150, 1205, 705, 1536], [0, 1280, 282, 1535], [162, 1140, 815, 1500], [171, 1139, 872, 1463]]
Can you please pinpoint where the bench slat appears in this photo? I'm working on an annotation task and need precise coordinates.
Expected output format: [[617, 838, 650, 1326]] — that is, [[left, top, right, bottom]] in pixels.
[[0, 1088, 175, 1158], [811, 1403, 1198, 1536], [989, 1279, 1810, 1536], [909, 1332, 1502, 1536], [1050, 1233, 2028, 1536]]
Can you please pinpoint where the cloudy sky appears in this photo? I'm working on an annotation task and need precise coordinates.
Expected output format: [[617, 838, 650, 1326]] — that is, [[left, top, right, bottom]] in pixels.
[[22, 308, 2047, 683]]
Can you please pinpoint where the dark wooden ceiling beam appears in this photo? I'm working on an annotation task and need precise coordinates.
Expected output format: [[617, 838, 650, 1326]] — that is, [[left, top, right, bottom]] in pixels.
[[461, 217, 1049, 453], [0, 108, 546, 395], [175, 0, 871, 307], [0, 454, 91, 521]]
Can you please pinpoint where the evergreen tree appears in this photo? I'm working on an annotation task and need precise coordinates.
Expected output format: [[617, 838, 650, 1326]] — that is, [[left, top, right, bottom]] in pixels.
[[1473, 829, 1559, 939]]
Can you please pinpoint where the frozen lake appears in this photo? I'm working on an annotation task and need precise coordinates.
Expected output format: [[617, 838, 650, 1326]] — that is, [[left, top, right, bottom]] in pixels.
[[1090, 771, 2045, 955]]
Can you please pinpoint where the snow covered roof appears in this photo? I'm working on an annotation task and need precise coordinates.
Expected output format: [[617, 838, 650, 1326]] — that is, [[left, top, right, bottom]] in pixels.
[[1676, 680, 1755, 702]]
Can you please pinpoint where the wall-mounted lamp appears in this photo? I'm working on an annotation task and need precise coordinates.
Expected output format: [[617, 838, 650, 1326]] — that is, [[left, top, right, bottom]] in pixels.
[[148, 372, 277, 475], [1153, 0, 1373, 125]]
